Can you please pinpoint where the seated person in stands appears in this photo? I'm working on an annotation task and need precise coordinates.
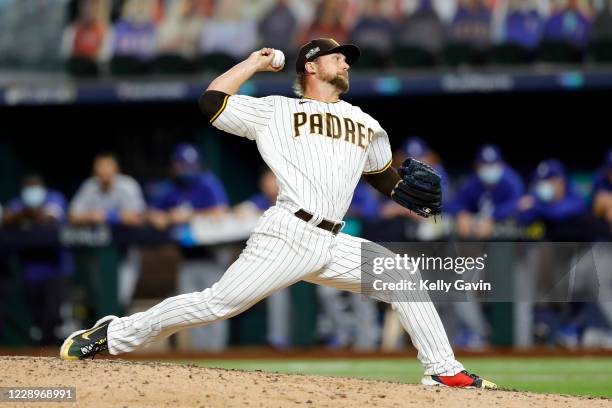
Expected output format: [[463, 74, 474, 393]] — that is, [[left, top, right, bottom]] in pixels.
[[449, 144, 524, 239], [111, 0, 158, 60], [69, 152, 145, 227], [447, 0, 493, 49], [258, 0, 298, 52], [395, 0, 446, 54], [61, 0, 110, 62], [3, 175, 71, 345], [157, 0, 203, 59], [199, 0, 257, 60], [500, 0, 544, 50], [348, 0, 395, 60], [542, 0, 592, 48]]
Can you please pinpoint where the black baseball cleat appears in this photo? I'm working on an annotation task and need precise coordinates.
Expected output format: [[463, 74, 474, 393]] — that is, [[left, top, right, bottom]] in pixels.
[[60, 315, 117, 361], [422, 370, 497, 389]]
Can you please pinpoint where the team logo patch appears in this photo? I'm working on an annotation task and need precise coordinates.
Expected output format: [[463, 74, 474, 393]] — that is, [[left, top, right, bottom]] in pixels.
[[305, 47, 320, 59]]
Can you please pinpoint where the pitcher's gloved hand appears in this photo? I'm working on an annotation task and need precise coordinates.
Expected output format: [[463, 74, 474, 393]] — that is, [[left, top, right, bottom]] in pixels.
[[391, 158, 442, 218]]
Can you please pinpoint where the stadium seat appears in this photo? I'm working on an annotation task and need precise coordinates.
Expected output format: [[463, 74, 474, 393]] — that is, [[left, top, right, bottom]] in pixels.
[[442, 42, 483, 67], [538, 41, 583, 63], [110, 55, 150, 76], [588, 39, 612, 63], [197, 52, 238, 73], [394, 45, 436, 68], [66, 56, 99, 77], [151, 54, 195, 75], [487, 44, 531, 65]]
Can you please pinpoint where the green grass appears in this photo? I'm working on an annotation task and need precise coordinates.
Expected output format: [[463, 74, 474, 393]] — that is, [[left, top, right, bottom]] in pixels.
[[173, 357, 612, 398]]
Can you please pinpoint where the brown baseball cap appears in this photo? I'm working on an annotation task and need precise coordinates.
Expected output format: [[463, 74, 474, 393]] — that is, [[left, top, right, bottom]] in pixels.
[[295, 38, 360, 73]]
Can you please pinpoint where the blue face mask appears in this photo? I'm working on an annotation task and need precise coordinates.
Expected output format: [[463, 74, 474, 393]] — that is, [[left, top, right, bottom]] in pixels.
[[478, 165, 503, 185], [535, 181, 555, 202], [21, 186, 46, 208]]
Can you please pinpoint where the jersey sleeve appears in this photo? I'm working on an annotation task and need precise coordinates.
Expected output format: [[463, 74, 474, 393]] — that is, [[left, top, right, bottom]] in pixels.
[[210, 94, 275, 141], [363, 127, 392, 175]]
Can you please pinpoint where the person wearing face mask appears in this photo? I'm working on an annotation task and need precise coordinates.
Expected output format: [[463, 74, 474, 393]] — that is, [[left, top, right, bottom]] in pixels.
[[514, 159, 589, 348], [451, 144, 524, 240], [517, 159, 585, 227], [3, 175, 71, 345], [148, 143, 230, 351]]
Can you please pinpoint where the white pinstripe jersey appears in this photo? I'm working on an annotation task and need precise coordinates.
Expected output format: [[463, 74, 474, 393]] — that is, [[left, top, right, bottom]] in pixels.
[[211, 94, 392, 221]]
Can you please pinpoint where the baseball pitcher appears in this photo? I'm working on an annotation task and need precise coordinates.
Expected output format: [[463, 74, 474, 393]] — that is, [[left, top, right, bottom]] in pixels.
[[61, 38, 496, 389]]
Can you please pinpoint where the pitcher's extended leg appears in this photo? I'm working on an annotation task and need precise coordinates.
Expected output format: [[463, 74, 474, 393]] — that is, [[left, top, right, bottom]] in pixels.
[[304, 232, 464, 376]]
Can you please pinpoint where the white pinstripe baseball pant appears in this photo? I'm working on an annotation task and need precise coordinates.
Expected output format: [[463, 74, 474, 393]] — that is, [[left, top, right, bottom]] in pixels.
[[107, 204, 464, 375]]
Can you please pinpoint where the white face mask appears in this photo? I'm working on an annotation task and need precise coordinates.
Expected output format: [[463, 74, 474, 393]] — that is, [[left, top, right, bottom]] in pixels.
[[535, 181, 555, 202], [478, 165, 503, 185], [21, 185, 46, 208]]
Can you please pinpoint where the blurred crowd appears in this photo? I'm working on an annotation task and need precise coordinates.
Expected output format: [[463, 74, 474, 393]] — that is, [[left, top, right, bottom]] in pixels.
[[1, 138, 611, 351], [1, 0, 612, 75]]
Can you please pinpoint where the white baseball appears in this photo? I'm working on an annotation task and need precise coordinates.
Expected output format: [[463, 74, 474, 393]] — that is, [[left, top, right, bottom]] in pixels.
[[271, 49, 285, 68]]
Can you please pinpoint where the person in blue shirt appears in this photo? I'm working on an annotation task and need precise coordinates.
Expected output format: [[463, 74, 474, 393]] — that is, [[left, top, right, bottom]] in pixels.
[[149, 143, 230, 351], [542, 0, 592, 48], [451, 144, 524, 240], [592, 149, 612, 223], [502, 0, 544, 49], [2, 175, 71, 345], [517, 158, 585, 226]]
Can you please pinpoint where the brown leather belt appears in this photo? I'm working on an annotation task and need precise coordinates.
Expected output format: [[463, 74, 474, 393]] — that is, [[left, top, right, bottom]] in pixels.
[[294, 209, 343, 235]]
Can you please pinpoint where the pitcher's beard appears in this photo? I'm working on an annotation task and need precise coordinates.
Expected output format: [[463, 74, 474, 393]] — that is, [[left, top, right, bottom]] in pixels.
[[327, 74, 349, 93]]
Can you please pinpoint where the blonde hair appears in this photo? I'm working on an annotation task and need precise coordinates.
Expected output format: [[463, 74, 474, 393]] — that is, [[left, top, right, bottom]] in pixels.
[[292, 73, 307, 97]]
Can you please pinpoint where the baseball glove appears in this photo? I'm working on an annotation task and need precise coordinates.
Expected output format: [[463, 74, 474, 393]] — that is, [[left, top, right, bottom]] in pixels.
[[392, 158, 442, 218]]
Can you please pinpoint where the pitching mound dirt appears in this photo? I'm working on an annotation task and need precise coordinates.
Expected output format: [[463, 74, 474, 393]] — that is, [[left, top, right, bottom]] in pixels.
[[1, 356, 610, 408]]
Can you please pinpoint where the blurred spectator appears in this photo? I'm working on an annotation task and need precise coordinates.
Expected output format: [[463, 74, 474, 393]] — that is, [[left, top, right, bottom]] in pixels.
[[348, 0, 395, 57], [517, 158, 585, 226], [70, 153, 145, 307], [157, 0, 203, 58], [592, 149, 612, 223], [514, 159, 588, 348], [501, 0, 544, 49], [298, 0, 349, 44], [111, 0, 158, 60], [199, 0, 257, 59], [69, 153, 146, 226], [235, 168, 291, 349], [395, 0, 446, 54], [61, 0, 110, 61], [149, 143, 230, 351], [258, 0, 297, 52], [448, 0, 493, 48], [542, 0, 592, 47], [451, 144, 524, 239], [592, 0, 612, 40], [3, 175, 71, 345], [0, 0, 66, 68]]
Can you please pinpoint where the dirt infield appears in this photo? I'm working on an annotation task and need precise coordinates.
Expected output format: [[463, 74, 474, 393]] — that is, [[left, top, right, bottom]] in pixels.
[[1, 357, 610, 408]]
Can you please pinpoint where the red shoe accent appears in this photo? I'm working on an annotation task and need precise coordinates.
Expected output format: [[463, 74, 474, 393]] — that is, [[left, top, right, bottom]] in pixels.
[[432, 371, 477, 387]]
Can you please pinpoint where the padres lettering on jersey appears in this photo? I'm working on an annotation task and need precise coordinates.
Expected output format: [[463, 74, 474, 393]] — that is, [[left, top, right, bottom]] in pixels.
[[292, 112, 374, 150], [212, 95, 392, 221]]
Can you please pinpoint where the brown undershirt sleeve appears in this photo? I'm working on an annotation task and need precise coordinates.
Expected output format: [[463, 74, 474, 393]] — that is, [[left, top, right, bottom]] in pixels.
[[363, 166, 401, 198]]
